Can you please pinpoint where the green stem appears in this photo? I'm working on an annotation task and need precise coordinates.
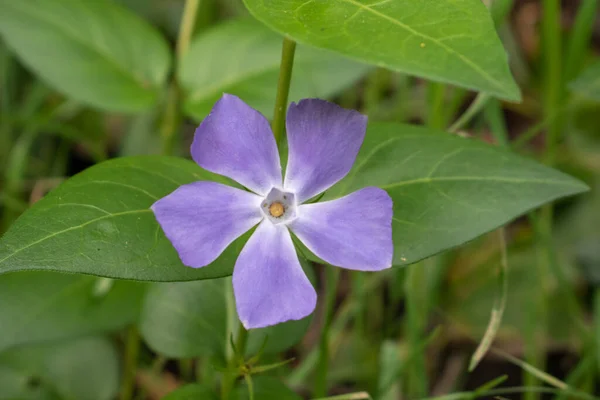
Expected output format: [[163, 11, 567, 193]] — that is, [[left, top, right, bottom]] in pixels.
[[159, 84, 181, 156], [351, 272, 366, 337], [161, 0, 200, 155], [271, 37, 297, 144], [542, 0, 562, 166], [405, 263, 428, 397], [220, 321, 249, 400], [120, 326, 140, 400], [427, 82, 446, 129], [365, 68, 390, 117], [314, 267, 340, 397], [564, 0, 598, 81], [0, 43, 13, 172], [176, 0, 200, 60], [448, 93, 490, 133], [235, 322, 249, 358]]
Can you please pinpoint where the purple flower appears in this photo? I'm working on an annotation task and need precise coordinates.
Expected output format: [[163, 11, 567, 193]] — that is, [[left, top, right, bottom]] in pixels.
[[152, 94, 393, 329]]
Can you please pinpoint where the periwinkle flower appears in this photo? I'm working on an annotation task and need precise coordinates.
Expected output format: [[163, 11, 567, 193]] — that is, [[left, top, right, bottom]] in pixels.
[[152, 94, 393, 329]]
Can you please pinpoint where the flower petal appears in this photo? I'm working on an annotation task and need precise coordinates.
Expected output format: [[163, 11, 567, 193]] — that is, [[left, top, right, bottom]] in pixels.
[[191, 94, 282, 195], [151, 181, 263, 268], [290, 187, 393, 271], [284, 99, 367, 202], [233, 221, 317, 329]]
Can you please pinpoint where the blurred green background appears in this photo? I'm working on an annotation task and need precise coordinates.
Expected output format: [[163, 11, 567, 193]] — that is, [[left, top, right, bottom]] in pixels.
[[1, 0, 600, 399]]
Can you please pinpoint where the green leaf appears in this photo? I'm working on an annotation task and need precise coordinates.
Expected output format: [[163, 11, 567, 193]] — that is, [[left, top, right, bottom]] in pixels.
[[140, 275, 312, 359], [569, 60, 600, 101], [163, 384, 218, 400], [230, 376, 301, 400], [179, 18, 370, 120], [0, 0, 171, 113], [242, 0, 520, 101], [0, 337, 119, 400], [139, 279, 228, 359], [0, 271, 145, 352], [328, 122, 588, 266], [0, 156, 238, 281]]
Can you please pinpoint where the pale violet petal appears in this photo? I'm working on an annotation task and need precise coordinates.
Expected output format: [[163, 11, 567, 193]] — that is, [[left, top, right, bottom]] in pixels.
[[151, 181, 263, 268], [290, 187, 393, 271], [191, 94, 282, 196], [233, 221, 316, 329], [284, 99, 367, 202]]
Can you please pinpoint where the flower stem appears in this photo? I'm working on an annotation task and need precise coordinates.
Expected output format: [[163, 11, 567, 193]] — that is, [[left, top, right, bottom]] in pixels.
[[176, 0, 200, 60], [120, 326, 140, 400], [235, 322, 249, 357], [220, 321, 249, 399], [314, 267, 340, 397], [159, 85, 181, 156], [161, 0, 200, 155], [271, 37, 297, 144]]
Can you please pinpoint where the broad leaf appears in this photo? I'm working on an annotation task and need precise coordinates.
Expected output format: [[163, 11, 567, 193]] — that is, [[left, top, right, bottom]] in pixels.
[[242, 0, 520, 101], [140, 274, 312, 359], [327, 122, 588, 266], [230, 376, 301, 400], [163, 384, 218, 400], [0, 156, 239, 281], [0, 337, 119, 400], [0, 0, 171, 112], [0, 271, 145, 352], [569, 60, 600, 101], [140, 279, 227, 359], [180, 18, 370, 120]]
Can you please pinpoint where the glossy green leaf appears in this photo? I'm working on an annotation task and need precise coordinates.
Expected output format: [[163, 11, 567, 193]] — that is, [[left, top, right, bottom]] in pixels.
[[0, 0, 171, 112], [140, 274, 312, 359], [242, 0, 520, 101], [163, 384, 218, 400], [0, 337, 119, 400], [230, 376, 301, 400], [179, 18, 370, 120], [0, 156, 238, 281], [327, 122, 588, 266], [0, 271, 145, 352], [569, 60, 600, 101]]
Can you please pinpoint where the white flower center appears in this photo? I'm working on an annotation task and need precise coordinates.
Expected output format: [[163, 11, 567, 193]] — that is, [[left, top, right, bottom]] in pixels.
[[261, 187, 297, 225]]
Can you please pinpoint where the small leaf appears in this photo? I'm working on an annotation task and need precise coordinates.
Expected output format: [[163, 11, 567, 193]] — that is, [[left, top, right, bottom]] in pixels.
[[0, 337, 119, 400], [162, 384, 218, 400], [0, 156, 237, 281], [230, 376, 301, 400], [328, 122, 588, 266], [0, 0, 171, 112], [569, 60, 600, 101], [242, 0, 520, 101], [0, 271, 145, 352], [179, 18, 370, 120]]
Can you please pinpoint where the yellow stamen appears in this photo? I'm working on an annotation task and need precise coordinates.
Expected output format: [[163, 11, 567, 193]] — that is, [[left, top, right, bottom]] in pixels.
[[269, 202, 285, 218]]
